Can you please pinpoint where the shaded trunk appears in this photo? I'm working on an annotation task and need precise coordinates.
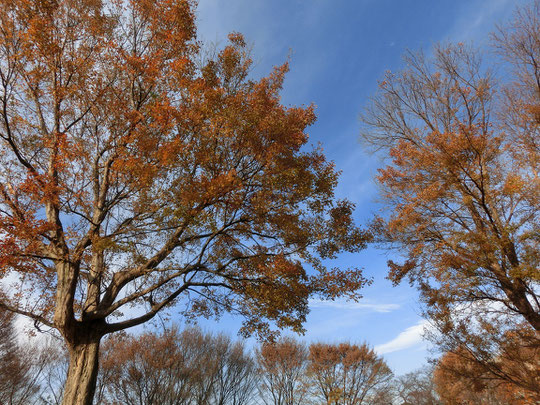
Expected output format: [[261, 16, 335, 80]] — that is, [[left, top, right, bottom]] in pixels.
[[62, 337, 101, 405]]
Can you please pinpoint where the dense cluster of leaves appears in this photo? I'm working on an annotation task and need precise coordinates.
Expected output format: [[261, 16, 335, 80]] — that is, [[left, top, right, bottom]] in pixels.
[[434, 331, 540, 404]]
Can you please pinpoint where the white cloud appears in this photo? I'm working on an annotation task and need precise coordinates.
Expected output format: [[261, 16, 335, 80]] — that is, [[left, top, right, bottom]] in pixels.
[[375, 319, 429, 354], [309, 298, 400, 313]]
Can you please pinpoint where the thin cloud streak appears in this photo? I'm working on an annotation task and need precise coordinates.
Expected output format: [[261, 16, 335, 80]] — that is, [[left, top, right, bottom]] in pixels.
[[375, 320, 429, 354], [444, 0, 517, 43], [309, 298, 400, 313]]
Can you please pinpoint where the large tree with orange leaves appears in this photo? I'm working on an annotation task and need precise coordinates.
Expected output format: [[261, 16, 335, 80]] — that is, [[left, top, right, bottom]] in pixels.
[[0, 1, 369, 403], [360, 2, 539, 336], [360, 0, 539, 398]]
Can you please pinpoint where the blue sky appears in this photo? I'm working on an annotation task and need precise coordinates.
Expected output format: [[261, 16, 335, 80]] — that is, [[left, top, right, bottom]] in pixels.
[[181, 0, 528, 375]]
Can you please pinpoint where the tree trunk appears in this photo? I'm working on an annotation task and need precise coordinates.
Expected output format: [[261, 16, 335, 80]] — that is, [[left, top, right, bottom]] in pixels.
[[62, 338, 101, 405]]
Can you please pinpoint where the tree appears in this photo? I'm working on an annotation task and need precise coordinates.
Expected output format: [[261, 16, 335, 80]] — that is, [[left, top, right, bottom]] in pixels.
[[360, 0, 539, 390], [100, 328, 195, 405], [394, 366, 441, 405], [433, 350, 505, 405], [176, 328, 257, 405], [0, 306, 63, 405], [38, 344, 69, 405], [206, 333, 257, 405], [0, 0, 370, 404], [307, 342, 393, 405], [256, 337, 309, 405], [99, 327, 256, 405], [433, 327, 540, 405]]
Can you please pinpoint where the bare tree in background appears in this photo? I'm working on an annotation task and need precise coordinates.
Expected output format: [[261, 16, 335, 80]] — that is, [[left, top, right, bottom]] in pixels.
[[0, 300, 58, 405], [99, 327, 256, 405], [206, 334, 257, 405], [394, 366, 441, 405], [0, 308, 40, 404]]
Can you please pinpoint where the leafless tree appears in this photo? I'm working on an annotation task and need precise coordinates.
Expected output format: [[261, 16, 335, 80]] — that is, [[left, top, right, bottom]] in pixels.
[[394, 366, 441, 405]]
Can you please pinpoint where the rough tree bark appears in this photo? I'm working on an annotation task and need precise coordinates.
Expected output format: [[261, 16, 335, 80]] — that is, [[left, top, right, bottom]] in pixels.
[[62, 337, 102, 405]]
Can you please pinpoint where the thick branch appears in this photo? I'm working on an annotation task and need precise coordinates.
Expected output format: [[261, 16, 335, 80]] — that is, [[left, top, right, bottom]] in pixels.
[[0, 301, 54, 329]]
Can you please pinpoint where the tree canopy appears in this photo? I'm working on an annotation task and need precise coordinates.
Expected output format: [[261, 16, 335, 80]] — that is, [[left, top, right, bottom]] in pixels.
[[360, 0, 539, 397], [0, 0, 369, 403], [361, 2, 539, 333]]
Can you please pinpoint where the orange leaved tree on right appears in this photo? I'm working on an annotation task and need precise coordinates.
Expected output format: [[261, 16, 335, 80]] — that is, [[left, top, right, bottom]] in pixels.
[[360, 0, 539, 398]]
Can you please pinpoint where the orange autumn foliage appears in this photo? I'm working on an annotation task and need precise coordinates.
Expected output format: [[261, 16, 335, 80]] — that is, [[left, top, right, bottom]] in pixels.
[[308, 342, 393, 405], [361, 0, 539, 400], [361, 0, 539, 347], [0, 1, 369, 404], [256, 337, 309, 405], [434, 332, 540, 405], [99, 327, 257, 405]]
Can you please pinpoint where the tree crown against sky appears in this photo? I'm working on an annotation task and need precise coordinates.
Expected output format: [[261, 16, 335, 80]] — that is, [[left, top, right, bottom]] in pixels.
[[256, 337, 309, 405], [0, 0, 369, 336], [360, 0, 539, 397], [99, 327, 258, 405], [1, 1, 536, 400], [308, 342, 394, 405], [360, 3, 539, 331], [0, 0, 369, 403]]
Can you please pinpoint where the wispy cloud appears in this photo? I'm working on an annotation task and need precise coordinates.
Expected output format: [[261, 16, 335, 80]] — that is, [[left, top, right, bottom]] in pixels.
[[444, 0, 515, 43], [375, 320, 429, 354], [309, 298, 400, 313]]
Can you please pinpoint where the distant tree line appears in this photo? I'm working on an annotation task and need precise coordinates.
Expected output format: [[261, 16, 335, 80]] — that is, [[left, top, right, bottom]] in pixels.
[[0, 312, 391, 405], [2, 308, 538, 405]]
